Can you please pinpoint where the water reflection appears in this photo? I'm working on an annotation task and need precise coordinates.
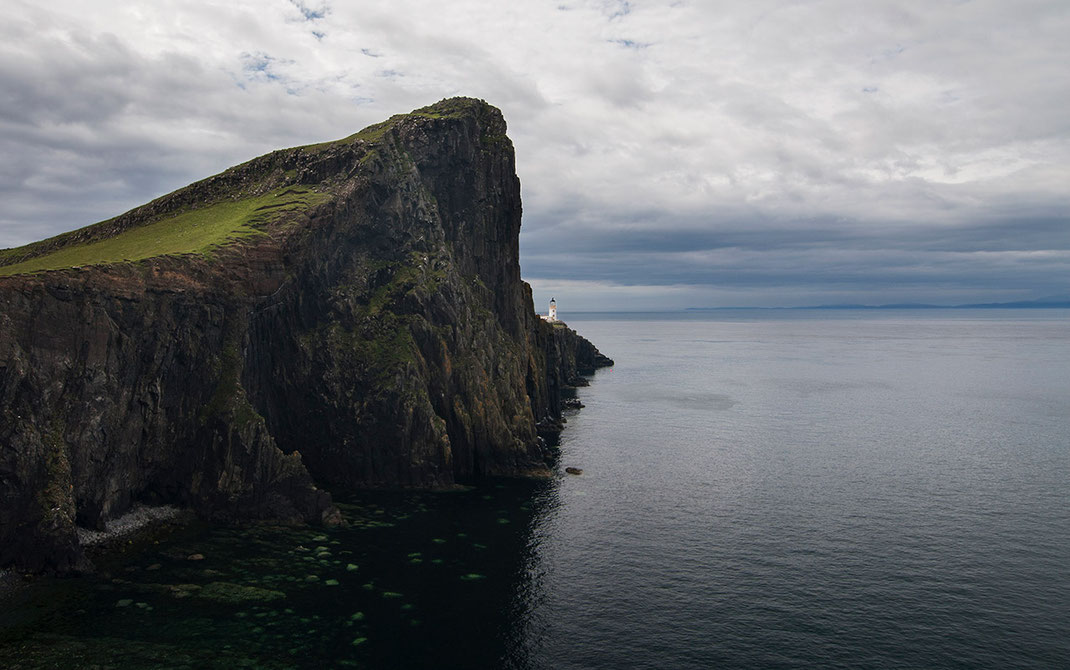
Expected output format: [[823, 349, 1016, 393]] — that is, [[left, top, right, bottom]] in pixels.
[[502, 480, 563, 669]]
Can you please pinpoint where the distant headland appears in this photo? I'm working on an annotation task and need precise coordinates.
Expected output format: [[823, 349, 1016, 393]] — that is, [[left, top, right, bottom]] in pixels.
[[687, 297, 1070, 310]]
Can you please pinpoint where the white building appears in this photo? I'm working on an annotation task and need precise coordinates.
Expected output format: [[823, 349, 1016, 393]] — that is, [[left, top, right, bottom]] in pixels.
[[541, 297, 558, 323]]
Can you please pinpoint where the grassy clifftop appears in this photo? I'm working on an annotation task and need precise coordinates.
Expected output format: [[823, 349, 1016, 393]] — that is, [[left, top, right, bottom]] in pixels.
[[0, 97, 497, 278], [0, 186, 328, 277]]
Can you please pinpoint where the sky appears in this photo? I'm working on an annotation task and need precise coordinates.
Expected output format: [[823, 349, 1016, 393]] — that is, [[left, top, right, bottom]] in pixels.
[[2, 0, 1068, 309]]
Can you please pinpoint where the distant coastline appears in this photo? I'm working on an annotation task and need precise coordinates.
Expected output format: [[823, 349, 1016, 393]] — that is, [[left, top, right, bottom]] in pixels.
[[685, 298, 1070, 311]]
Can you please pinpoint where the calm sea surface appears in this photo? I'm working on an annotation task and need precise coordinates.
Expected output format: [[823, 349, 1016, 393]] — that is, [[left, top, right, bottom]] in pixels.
[[2, 309, 1068, 668]]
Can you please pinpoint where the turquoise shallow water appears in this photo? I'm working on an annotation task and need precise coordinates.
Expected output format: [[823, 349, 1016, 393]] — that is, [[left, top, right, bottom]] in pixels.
[[2, 309, 1069, 668]]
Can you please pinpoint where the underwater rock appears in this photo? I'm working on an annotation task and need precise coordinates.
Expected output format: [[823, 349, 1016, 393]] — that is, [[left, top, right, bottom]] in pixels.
[[196, 582, 286, 604], [167, 584, 202, 599]]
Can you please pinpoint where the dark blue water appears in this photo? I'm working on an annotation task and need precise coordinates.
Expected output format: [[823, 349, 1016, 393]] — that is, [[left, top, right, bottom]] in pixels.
[[2, 309, 1068, 668], [532, 309, 1070, 669]]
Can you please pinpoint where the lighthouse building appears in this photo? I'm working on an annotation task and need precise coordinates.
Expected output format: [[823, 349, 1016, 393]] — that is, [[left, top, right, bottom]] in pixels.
[[541, 298, 558, 323]]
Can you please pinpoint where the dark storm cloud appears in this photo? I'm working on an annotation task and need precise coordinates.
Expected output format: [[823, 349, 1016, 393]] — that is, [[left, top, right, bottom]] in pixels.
[[525, 247, 1070, 290], [522, 212, 1070, 256]]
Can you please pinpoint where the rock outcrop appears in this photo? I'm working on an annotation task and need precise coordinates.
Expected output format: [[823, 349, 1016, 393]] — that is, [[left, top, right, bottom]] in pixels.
[[0, 98, 611, 572]]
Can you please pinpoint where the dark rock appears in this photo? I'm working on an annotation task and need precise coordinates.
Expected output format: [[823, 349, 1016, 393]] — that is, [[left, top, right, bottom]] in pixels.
[[321, 507, 346, 527], [565, 467, 583, 476], [197, 581, 285, 603], [0, 98, 612, 573], [536, 417, 565, 440]]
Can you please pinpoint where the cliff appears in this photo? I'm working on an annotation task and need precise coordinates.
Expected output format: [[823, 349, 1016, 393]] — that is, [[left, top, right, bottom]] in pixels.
[[0, 98, 612, 573]]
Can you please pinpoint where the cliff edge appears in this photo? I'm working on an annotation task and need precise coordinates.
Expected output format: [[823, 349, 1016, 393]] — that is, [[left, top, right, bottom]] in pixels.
[[0, 98, 612, 572]]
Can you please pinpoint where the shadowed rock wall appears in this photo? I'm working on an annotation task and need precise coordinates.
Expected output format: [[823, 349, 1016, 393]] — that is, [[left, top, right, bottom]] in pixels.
[[0, 98, 611, 572]]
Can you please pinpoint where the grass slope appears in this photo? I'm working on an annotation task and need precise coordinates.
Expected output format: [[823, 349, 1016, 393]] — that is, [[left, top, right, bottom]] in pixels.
[[0, 187, 328, 277], [0, 97, 492, 278]]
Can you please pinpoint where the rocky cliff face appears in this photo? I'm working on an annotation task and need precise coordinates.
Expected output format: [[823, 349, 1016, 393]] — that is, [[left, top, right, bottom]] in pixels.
[[0, 98, 611, 573]]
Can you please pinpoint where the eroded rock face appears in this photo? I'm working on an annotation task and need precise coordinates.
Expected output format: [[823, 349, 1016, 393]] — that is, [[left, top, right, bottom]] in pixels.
[[0, 98, 611, 572], [0, 260, 335, 572]]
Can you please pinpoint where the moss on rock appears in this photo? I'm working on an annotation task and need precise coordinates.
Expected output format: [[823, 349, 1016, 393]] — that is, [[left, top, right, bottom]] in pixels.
[[197, 581, 286, 604]]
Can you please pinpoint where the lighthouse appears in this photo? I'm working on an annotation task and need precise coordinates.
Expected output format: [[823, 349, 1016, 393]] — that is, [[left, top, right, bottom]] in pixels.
[[548, 297, 557, 322]]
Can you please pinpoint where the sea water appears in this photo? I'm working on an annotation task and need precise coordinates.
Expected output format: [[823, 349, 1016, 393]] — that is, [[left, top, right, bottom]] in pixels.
[[1, 310, 1068, 668]]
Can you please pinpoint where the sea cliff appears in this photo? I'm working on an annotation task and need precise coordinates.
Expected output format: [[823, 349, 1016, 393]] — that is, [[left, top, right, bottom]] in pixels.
[[0, 98, 611, 572]]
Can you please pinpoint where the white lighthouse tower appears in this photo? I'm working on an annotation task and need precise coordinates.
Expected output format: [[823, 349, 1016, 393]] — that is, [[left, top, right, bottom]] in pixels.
[[548, 297, 558, 322]]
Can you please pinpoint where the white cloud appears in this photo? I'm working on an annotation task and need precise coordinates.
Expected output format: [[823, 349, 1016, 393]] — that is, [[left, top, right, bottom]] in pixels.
[[1, 0, 1068, 306]]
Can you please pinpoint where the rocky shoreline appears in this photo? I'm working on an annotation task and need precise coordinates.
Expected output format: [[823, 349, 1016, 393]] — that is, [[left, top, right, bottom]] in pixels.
[[0, 504, 198, 602], [75, 504, 189, 547]]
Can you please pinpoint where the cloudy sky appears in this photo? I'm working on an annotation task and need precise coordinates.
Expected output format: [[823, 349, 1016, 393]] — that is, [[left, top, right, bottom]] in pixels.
[[2, 1, 1068, 308]]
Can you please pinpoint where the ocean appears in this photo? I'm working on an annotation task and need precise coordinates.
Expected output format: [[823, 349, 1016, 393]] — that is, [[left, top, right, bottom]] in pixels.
[[2, 309, 1068, 668]]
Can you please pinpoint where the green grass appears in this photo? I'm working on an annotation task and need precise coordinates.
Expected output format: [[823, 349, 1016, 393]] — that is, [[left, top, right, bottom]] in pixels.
[[0, 186, 329, 277]]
